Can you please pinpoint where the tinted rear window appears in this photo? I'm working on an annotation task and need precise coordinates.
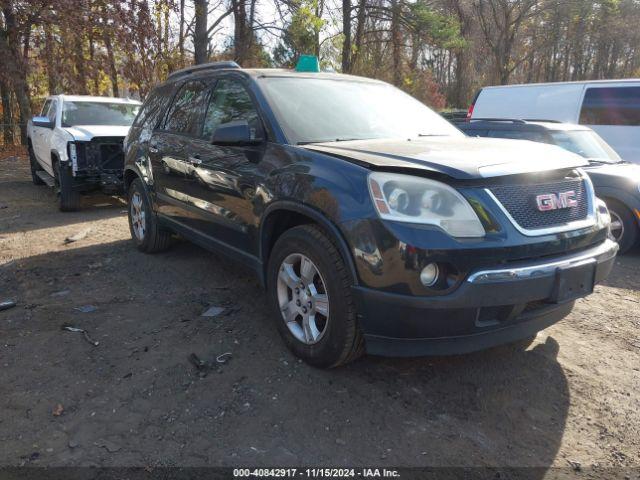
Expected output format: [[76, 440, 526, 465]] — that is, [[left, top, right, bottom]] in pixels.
[[579, 87, 640, 126]]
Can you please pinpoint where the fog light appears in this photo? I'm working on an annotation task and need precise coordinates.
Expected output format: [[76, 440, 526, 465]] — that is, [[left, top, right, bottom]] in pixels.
[[420, 263, 439, 287]]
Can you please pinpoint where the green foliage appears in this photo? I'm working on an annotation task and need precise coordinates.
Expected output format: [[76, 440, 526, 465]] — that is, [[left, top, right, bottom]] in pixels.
[[408, 1, 466, 50], [273, 0, 326, 68]]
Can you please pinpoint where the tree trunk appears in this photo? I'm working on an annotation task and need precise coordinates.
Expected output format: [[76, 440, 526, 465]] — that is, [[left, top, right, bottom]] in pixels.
[[44, 25, 59, 94], [341, 0, 351, 73], [179, 0, 185, 63], [1, 5, 31, 144], [73, 35, 88, 94], [194, 0, 208, 64], [0, 79, 14, 145], [349, 0, 366, 71], [104, 31, 119, 97], [390, 0, 402, 87]]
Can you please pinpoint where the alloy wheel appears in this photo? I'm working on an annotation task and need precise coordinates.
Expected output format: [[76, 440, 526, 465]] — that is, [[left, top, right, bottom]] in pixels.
[[609, 210, 625, 243], [130, 192, 146, 241], [276, 253, 329, 345]]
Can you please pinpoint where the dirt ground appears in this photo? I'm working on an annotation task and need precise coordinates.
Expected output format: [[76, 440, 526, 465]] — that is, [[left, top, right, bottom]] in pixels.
[[1, 153, 639, 475]]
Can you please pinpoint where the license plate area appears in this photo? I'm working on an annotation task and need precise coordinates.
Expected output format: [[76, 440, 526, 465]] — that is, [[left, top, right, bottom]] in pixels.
[[550, 259, 596, 303]]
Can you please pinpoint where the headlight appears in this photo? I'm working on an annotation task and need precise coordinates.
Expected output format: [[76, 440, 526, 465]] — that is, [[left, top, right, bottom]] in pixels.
[[368, 172, 485, 238], [595, 198, 611, 230], [68, 142, 78, 173]]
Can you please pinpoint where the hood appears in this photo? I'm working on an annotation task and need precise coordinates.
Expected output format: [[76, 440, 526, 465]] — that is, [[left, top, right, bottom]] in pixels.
[[302, 137, 588, 180], [64, 125, 131, 141], [585, 162, 640, 182]]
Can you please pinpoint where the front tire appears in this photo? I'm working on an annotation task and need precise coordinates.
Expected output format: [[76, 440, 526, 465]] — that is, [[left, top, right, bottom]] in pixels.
[[606, 198, 638, 254], [267, 225, 364, 368], [127, 178, 172, 253], [28, 143, 45, 186], [56, 161, 81, 211]]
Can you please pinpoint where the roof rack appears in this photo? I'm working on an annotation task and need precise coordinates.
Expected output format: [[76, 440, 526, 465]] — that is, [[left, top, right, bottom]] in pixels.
[[167, 61, 241, 80]]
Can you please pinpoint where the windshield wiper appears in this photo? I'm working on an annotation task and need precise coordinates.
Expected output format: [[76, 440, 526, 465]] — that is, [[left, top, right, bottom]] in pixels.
[[298, 137, 369, 145], [585, 158, 625, 165]]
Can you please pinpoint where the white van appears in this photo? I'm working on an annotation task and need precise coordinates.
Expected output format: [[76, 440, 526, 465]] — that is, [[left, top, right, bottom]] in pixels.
[[469, 79, 640, 163]]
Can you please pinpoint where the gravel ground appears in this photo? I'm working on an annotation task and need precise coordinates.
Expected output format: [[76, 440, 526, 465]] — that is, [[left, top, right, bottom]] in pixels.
[[0, 154, 639, 475]]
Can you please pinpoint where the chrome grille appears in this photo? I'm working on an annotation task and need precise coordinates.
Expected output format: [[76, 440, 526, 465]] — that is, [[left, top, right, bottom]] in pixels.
[[489, 177, 589, 230]]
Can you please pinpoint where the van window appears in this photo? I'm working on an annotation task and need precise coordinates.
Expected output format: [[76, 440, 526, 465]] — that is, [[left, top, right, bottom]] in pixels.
[[579, 87, 640, 126]]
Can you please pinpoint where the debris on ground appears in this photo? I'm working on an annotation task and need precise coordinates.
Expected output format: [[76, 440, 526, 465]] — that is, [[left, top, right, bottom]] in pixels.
[[50, 290, 70, 297], [74, 305, 97, 313], [201, 305, 227, 317], [61, 324, 100, 346], [188, 353, 212, 377], [216, 352, 232, 364], [201, 302, 242, 318], [63, 229, 91, 245], [0, 299, 16, 311], [97, 439, 121, 453], [52, 404, 64, 417], [567, 460, 582, 471]]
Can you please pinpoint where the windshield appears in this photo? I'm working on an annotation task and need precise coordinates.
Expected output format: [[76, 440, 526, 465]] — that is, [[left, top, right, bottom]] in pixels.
[[62, 101, 140, 127], [549, 130, 621, 162], [259, 77, 462, 144]]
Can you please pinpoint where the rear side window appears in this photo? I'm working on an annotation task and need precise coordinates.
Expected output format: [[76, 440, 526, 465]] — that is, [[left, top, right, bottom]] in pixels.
[[579, 87, 640, 126], [163, 81, 208, 136]]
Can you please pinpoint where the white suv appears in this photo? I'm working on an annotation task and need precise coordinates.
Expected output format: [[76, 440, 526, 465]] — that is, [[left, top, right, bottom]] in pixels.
[[27, 95, 141, 211]]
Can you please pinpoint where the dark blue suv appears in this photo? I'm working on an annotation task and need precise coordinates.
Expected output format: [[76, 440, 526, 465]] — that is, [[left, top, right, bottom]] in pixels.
[[123, 62, 617, 367]]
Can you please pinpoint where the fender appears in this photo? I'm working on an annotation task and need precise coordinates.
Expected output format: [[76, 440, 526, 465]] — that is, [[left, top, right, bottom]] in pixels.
[[596, 186, 640, 226], [124, 164, 160, 213], [259, 200, 360, 287]]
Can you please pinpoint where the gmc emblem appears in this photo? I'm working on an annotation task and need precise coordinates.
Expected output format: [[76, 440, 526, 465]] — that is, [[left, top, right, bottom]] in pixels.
[[536, 191, 578, 211]]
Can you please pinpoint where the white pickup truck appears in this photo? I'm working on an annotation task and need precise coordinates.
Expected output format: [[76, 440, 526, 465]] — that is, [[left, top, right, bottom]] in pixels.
[[27, 95, 141, 211]]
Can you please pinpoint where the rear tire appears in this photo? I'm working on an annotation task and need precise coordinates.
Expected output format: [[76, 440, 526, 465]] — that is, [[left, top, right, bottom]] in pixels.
[[267, 225, 364, 368], [29, 143, 45, 186], [605, 198, 638, 254], [127, 178, 172, 253], [56, 161, 81, 211]]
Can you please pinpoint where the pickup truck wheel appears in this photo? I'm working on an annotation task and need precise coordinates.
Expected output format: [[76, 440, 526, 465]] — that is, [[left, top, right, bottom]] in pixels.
[[267, 225, 364, 368], [28, 144, 45, 186], [56, 161, 81, 211], [127, 178, 172, 253], [606, 199, 638, 254]]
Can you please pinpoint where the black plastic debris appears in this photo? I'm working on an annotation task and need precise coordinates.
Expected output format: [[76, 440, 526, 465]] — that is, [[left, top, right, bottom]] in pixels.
[[61, 324, 99, 346]]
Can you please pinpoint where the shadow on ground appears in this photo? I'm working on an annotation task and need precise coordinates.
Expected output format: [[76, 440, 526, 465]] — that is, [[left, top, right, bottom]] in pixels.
[[0, 239, 569, 473]]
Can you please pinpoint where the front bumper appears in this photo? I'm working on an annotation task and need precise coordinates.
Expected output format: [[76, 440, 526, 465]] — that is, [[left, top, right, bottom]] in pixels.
[[352, 239, 618, 356]]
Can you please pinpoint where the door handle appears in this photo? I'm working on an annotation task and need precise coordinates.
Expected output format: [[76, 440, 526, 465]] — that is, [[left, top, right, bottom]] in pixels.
[[188, 155, 202, 166]]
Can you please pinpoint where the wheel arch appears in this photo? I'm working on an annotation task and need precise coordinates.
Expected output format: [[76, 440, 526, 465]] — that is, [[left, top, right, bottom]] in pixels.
[[123, 167, 141, 192], [259, 201, 359, 288], [599, 189, 640, 228]]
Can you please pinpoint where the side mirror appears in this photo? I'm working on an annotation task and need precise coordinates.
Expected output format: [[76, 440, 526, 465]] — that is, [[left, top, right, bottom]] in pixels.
[[212, 120, 263, 146], [32, 116, 54, 129]]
